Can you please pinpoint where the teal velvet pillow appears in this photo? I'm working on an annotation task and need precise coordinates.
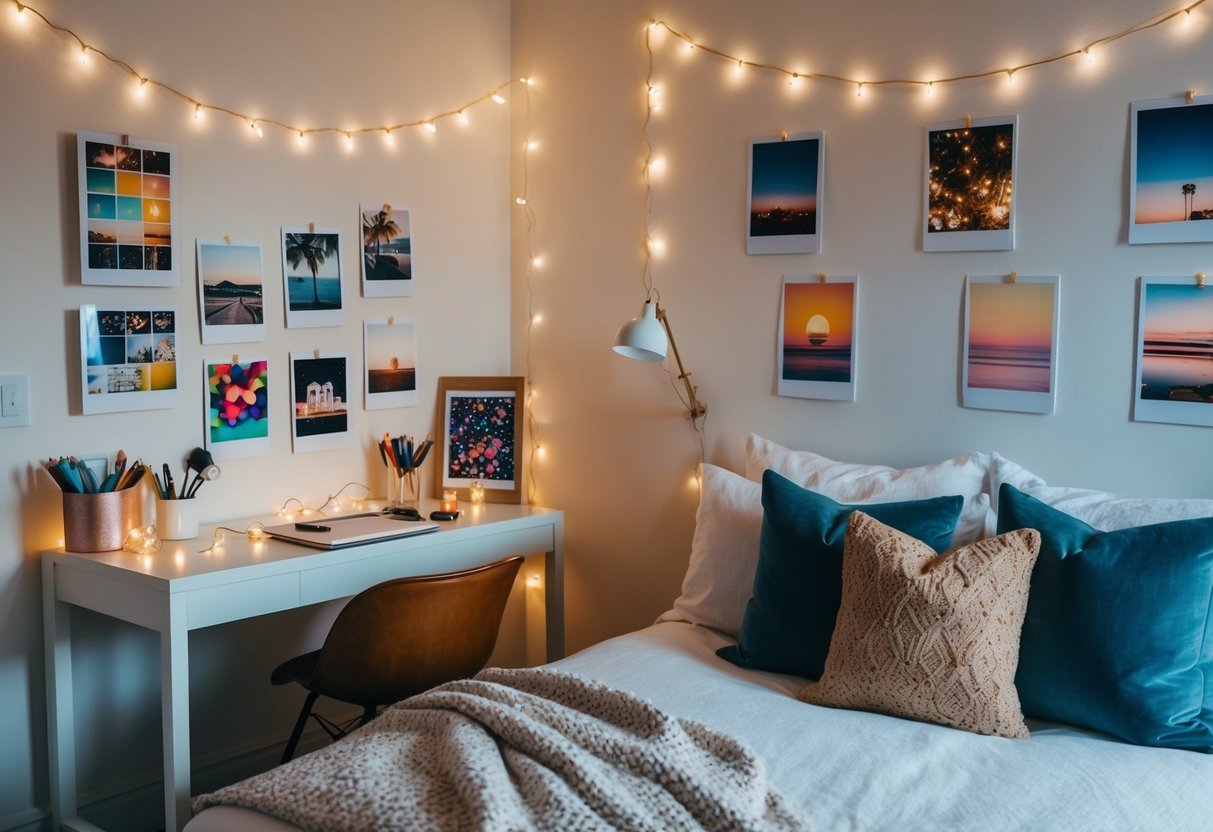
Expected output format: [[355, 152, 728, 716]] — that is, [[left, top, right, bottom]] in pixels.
[[997, 484, 1213, 752], [717, 470, 963, 678]]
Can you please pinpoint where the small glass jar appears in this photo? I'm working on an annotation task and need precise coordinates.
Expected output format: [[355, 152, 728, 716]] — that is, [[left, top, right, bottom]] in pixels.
[[469, 480, 486, 506], [388, 468, 419, 507]]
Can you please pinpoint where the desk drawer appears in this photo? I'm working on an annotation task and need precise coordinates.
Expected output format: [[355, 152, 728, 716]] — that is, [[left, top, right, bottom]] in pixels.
[[187, 573, 301, 629], [299, 526, 553, 605]]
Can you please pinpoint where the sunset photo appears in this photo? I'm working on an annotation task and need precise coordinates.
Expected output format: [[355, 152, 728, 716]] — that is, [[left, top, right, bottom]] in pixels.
[[1131, 98, 1213, 243], [364, 318, 418, 409], [963, 275, 1057, 413], [1134, 278, 1213, 427], [778, 276, 857, 400], [198, 240, 265, 344]]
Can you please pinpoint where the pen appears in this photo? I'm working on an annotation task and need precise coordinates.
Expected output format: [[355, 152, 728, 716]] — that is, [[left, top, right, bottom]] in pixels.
[[163, 463, 177, 500]]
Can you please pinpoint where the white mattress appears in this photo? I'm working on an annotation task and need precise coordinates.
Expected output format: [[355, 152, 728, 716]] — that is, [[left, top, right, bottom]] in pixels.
[[187, 621, 1213, 831]]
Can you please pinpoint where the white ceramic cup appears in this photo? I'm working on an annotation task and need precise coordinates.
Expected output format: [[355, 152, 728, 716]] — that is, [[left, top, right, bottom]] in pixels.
[[157, 498, 199, 540]]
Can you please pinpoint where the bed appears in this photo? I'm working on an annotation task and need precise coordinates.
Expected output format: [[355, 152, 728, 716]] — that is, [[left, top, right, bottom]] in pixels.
[[186, 435, 1213, 831]]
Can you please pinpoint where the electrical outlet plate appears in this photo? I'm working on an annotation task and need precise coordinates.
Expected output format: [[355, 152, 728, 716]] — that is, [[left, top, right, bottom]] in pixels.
[[0, 374, 30, 427]]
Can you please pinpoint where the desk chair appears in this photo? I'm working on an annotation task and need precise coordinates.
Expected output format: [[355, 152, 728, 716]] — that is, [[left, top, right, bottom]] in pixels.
[[271, 555, 524, 762]]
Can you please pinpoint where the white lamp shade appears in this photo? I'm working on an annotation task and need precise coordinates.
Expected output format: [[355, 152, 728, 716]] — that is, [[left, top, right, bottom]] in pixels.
[[613, 301, 668, 361]]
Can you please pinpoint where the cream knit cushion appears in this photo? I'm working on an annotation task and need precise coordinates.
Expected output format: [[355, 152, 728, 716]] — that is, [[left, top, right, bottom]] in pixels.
[[799, 511, 1039, 738]]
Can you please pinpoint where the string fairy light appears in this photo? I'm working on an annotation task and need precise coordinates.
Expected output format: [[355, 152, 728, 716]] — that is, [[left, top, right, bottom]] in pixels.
[[198, 522, 267, 555], [517, 77, 546, 506], [8, 0, 524, 149], [646, 0, 1207, 96], [640, 22, 708, 480], [275, 482, 374, 519]]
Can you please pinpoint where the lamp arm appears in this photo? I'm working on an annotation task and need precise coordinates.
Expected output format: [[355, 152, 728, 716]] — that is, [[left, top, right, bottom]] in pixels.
[[655, 305, 707, 419]]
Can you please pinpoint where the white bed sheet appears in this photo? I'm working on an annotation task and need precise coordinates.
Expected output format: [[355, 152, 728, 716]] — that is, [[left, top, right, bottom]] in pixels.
[[186, 621, 1213, 831]]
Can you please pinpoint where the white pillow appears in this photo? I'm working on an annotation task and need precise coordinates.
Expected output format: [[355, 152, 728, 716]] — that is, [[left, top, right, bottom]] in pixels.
[[744, 434, 991, 545], [657, 463, 763, 637], [989, 452, 1213, 531]]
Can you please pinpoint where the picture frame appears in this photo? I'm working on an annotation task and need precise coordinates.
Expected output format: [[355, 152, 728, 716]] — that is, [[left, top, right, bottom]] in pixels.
[[434, 376, 524, 503], [777, 275, 858, 401], [923, 116, 1017, 252], [962, 274, 1059, 414], [1129, 95, 1213, 245], [364, 318, 417, 409], [1133, 276, 1213, 427], [281, 227, 344, 328], [360, 204, 414, 297], [289, 351, 351, 453], [78, 131, 178, 286], [205, 358, 271, 460], [197, 239, 266, 344], [747, 131, 825, 254], [79, 304, 180, 414]]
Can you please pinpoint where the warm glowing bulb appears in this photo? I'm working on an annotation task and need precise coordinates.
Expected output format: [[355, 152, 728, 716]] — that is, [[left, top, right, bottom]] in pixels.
[[650, 237, 666, 254], [249, 121, 262, 137], [344, 132, 354, 151], [1184, 8, 1193, 26], [78, 45, 89, 65], [491, 93, 506, 104], [520, 76, 533, 85], [1006, 69, 1016, 84], [788, 72, 800, 88], [925, 82, 935, 97], [532, 313, 543, 324], [536, 445, 546, 459], [527, 139, 539, 151], [193, 103, 204, 122], [735, 58, 745, 75], [856, 82, 865, 98], [384, 129, 394, 146], [515, 196, 527, 205], [295, 130, 306, 146], [457, 110, 469, 125], [135, 78, 148, 97], [684, 40, 695, 51], [1083, 47, 1095, 65], [531, 255, 544, 268], [424, 121, 437, 134]]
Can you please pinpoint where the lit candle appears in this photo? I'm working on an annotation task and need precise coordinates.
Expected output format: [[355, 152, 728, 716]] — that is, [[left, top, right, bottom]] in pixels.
[[469, 481, 486, 505], [440, 490, 459, 513]]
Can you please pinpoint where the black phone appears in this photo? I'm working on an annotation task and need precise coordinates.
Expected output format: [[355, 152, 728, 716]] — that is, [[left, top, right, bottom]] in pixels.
[[429, 510, 459, 521], [383, 506, 422, 521]]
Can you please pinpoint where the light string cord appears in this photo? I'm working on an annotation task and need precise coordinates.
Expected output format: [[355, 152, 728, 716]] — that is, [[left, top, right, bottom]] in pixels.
[[276, 482, 372, 517], [649, 0, 1207, 93], [10, 0, 522, 142], [643, 24, 707, 478], [520, 81, 543, 506], [198, 522, 267, 555]]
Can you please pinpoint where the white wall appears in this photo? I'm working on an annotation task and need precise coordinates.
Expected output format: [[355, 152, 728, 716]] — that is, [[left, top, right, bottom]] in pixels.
[[0, 1, 511, 828], [511, 0, 1213, 656]]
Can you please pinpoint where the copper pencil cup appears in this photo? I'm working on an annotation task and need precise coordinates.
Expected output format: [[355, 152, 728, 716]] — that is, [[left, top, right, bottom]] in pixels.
[[62, 488, 139, 552]]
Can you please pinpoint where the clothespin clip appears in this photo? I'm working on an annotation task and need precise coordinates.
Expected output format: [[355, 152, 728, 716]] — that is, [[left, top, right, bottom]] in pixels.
[[780, 130, 788, 142], [313, 348, 321, 359], [1008, 271, 1017, 284], [1198, 272, 1206, 289], [964, 115, 972, 129], [383, 203, 392, 213], [818, 273, 827, 283], [308, 222, 316, 233], [232, 352, 240, 364], [1187, 90, 1196, 105], [223, 235, 232, 245], [387, 315, 395, 325], [121, 134, 130, 145]]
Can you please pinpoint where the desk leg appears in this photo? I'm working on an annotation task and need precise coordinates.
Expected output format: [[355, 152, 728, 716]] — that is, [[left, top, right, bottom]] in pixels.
[[43, 558, 78, 827], [544, 514, 565, 662], [161, 598, 191, 831]]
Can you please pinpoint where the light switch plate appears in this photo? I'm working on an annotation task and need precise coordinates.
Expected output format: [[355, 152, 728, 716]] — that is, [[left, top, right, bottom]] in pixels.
[[0, 374, 30, 427]]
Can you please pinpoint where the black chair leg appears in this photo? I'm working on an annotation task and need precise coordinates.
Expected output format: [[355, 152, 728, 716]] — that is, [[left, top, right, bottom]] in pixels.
[[282, 690, 320, 764]]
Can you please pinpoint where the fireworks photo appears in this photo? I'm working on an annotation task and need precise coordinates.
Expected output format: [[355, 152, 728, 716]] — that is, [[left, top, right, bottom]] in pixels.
[[206, 359, 271, 459], [923, 117, 1017, 251], [437, 377, 525, 502]]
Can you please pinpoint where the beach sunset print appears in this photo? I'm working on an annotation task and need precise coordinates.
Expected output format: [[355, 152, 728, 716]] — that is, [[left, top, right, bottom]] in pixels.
[[1134, 102, 1213, 225], [967, 282, 1054, 392], [782, 281, 853, 382], [1139, 282, 1213, 403]]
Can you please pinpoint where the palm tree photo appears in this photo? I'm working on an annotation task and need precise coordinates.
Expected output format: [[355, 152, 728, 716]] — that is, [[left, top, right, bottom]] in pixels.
[[284, 232, 339, 308], [1183, 183, 1196, 220]]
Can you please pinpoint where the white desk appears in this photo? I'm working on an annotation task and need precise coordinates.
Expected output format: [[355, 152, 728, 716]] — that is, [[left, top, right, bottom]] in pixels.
[[43, 502, 563, 832]]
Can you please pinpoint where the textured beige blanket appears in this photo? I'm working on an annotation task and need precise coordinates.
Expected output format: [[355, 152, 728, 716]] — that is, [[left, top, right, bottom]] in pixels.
[[193, 667, 809, 831]]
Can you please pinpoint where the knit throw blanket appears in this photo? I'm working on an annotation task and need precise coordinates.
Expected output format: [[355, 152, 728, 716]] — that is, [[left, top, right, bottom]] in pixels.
[[193, 667, 810, 831]]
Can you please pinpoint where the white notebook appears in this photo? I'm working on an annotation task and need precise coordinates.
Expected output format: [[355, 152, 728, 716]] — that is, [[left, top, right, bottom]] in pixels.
[[262, 513, 439, 549]]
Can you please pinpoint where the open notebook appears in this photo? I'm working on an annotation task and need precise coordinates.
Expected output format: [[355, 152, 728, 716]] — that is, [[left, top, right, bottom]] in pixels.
[[262, 513, 439, 549]]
